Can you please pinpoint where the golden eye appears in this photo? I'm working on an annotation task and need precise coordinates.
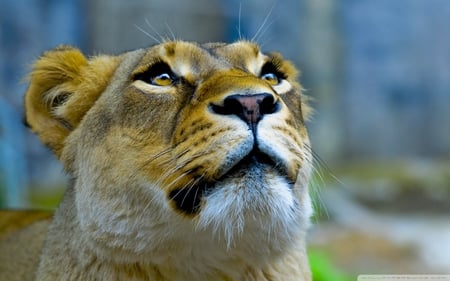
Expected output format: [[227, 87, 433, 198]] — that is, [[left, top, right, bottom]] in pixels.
[[152, 73, 173, 86], [260, 61, 285, 86], [261, 72, 280, 85], [134, 62, 177, 87]]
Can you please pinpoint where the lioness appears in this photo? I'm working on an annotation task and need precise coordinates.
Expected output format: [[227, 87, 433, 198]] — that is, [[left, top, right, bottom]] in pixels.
[[0, 41, 313, 280]]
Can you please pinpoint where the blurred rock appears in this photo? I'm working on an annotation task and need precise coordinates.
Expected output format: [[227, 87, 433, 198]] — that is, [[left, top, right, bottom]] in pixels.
[[309, 162, 450, 276]]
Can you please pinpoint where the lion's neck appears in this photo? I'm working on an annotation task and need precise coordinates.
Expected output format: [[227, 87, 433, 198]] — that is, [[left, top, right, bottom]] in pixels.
[[59, 245, 310, 281], [37, 188, 311, 281]]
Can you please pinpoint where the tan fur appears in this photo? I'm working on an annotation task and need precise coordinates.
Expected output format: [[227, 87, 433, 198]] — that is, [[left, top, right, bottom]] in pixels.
[[1, 41, 313, 280]]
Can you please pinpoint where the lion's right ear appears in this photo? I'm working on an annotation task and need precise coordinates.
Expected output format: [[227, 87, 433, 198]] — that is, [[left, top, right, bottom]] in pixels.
[[24, 45, 119, 157]]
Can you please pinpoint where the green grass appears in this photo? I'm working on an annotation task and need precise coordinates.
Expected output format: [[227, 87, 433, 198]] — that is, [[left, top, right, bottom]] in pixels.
[[27, 185, 65, 209], [309, 249, 352, 281]]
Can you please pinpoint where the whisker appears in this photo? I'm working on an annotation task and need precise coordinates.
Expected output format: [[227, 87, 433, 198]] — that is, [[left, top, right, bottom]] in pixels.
[[304, 143, 348, 187], [123, 147, 174, 185], [253, 17, 277, 44], [134, 24, 161, 44], [138, 148, 174, 172], [152, 163, 182, 189], [251, 2, 276, 43], [141, 144, 204, 188], [170, 177, 195, 200], [257, 35, 273, 50], [309, 165, 330, 220], [155, 150, 208, 190], [141, 146, 189, 175], [164, 22, 176, 41], [238, 3, 243, 40], [302, 143, 352, 220], [304, 144, 324, 168], [134, 171, 202, 228], [145, 19, 166, 43], [158, 148, 190, 167], [136, 188, 163, 226], [180, 175, 205, 208], [131, 147, 182, 190], [137, 155, 207, 222]]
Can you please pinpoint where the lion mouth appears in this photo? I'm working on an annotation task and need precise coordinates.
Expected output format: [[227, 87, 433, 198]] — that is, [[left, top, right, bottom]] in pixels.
[[224, 147, 278, 176], [168, 147, 290, 215]]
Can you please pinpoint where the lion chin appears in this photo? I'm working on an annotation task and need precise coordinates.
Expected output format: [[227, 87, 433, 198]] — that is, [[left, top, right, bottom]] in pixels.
[[0, 40, 313, 281]]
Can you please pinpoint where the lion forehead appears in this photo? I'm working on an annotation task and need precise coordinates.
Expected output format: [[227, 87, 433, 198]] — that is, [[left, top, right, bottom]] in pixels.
[[130, 41, 267, 81]]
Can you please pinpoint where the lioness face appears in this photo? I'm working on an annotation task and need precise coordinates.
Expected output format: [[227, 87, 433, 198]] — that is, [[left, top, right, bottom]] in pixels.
[[26, 41, 312, 261]]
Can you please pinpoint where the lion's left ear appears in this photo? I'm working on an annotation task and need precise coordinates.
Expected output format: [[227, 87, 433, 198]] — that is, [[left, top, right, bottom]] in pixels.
[[24, 45, 119, 157]]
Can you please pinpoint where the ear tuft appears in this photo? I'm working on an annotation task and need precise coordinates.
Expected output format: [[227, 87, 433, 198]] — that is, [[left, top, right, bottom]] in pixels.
[[24, 46, 88, 156], [30, 45, 88, 91], [25, 45, 120, 157]]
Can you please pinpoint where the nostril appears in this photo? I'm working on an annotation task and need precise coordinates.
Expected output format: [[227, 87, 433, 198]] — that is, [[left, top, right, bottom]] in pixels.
[[210, 96, 244, 116], [210, 93, 280, 125], [259, 94, 279, 115]]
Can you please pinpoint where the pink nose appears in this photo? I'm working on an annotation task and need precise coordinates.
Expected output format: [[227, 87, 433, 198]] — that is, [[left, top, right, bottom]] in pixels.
[[210, 93, 280, 125]]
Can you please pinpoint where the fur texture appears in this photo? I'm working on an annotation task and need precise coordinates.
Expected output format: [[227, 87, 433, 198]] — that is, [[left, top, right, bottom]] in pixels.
[[0, 41, 313, 281]]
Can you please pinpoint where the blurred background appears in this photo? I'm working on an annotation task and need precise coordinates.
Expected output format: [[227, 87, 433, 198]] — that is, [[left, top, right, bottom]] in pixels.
[[1, 0, 449, 279]]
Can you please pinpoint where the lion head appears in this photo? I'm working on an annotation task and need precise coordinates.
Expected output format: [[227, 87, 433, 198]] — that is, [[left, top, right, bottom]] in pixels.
[[25, 41, 313, 279]]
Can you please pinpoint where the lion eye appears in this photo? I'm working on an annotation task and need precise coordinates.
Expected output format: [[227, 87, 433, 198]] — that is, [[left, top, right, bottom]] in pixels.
[[134, 62, 177, 87], [152, 73, 173, 86], [261, 72, 280, 85], [260, 62, 285, 86]]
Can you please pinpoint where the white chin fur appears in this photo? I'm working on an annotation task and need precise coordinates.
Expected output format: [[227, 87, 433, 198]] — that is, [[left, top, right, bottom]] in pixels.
[[196, 175, 305, 249]]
